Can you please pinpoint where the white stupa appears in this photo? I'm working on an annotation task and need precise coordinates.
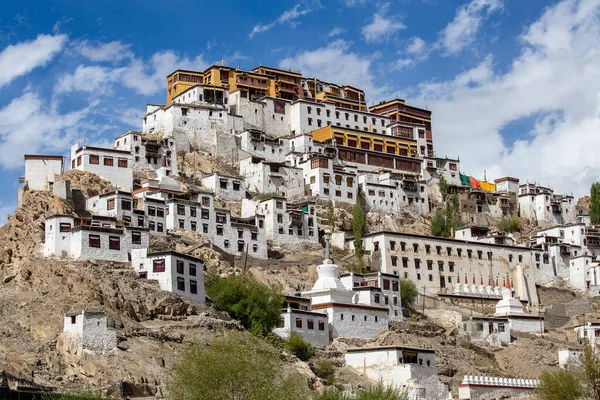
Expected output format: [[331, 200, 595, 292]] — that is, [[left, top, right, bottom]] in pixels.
[[302, 237, 355, 306], [495, 288, 525, 317]]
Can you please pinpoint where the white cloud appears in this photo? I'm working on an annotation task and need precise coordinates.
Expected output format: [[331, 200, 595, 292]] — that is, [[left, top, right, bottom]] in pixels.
[[393, 37, 429, 70], [408, 0, 600, 196], [0, 34, 66, 87], [328, 27, 345, 37], [74, 40, 132, 63], [279, 39, 391, 103], [55, 65, 123, 94], [249, 3, 319, 38], [361, 3, 406, 43], [342, 0, 368, 6], [0, 92, 93, 168], [55, 47, 207, 97], [438, 0, 503, 55]]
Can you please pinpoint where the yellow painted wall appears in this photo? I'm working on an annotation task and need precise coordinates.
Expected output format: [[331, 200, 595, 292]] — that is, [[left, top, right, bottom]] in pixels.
[[310, 126, 417, 157]]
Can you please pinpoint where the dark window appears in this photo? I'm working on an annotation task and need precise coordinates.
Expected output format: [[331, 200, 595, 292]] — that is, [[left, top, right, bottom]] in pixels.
[[157, 223, 163, 232], [177, 205, 185, 215], [122, 199, 132, 210], [190, 207, 197, 217], [190, 280, 198, 294], [153, 259, 165, 272], [104, 157, 113, 166], [89, 155, 99, 164], [177, 277, 185, 291], [148, 206, 156, 216], [318, 320, 325, 331], [190, 221, 197, 231], [176, 260, 184, 274], [157, 208, 165, 218], [307, 319, 314, 330], [118, 159, 128, 168], [296, 318, 302, 328], [131, 231, 141, 244], [59, 223, 72, 232], [89, 234, 101, 248]]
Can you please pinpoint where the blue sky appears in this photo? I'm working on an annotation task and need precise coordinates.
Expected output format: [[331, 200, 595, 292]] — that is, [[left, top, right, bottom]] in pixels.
[[1, 0, 600, 224]]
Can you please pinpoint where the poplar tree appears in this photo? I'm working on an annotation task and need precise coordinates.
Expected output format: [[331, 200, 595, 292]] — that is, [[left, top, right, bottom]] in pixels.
[[590, 182, 600, 225]]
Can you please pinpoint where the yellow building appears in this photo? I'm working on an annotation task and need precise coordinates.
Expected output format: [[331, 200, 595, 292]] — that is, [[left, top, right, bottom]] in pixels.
[[369, 99, 434, 157], [309, 125, 421, 173], [166, 70, 204, 103], [304, 79, 367, 112], [251, 65, 302, 101]]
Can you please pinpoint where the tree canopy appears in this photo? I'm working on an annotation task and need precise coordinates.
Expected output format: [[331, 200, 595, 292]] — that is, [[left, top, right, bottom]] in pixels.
[[590, 182, 600, 225], [168, 332, 311, 400]]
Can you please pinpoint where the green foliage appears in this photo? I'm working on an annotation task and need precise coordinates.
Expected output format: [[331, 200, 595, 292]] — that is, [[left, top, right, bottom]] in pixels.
[[205, 273, 283, 336], [255, 192, 281, 201], [352, 204, 367, 259], [400, 279, 418, 309], [497, 216, 521, 233], [168, 331, 311, 400], [591, 182, 600, 225], [431, 195, 462, 238], [42, 394, 102, 400], [284, 331, 314, 361], [438, 175, 449, 200], [314, 359, 335, 386], [316, 383, 408, 400], [327, 200, 335, 232], [580, 341, 600, 399], [536, 369, 584, 400]]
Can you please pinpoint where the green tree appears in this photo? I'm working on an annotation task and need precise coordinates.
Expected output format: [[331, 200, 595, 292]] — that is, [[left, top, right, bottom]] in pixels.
[[580, 342, 600, 399], [536, 369, 584, 400], [400, 279, 418, 309], [497, 216, 521, 233], [316, 383, 407, 400], [438, 175, 449, 200], [205, 273, 283, 336], [590, 182, 600, 225], [168, 331, 311, 400], [352, 204, 367, 272], [327, 200, 336, 232], [284, 331, 313, 361], [431, 194, 462, 238]]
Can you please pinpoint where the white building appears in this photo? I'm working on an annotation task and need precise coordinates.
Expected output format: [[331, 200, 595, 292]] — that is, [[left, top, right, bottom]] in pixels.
[[242, 197, 318, 250], [70, 143, 133, 192], [458, 375, 539, 400], [558, 349, 583, 368], [455, 316, 511, 347], [495, 289, 544, 334], [239, 157, 304, 199], [63, 309, 117, 355], [200, 173, 245, 201], [301, 255, 388, 339], [87, 191, 145, 228], [574, 322, 600, 351], [131, 249, 205, 303], [43, 215, 149, 262], [298, 155, 358, 204], [345, 346, 449, 400], [339, 272, 402, 319], [518, 183, 576, 226], [352, 231, 540, 305], [422, 157, 466, 204], [236, 129, 289, 164], [142, 101, 242, 161], [114, 131, 178, 176], [358, 172, 429, 215], [274, 303, 330, 347], [22, 155, 64, 191], [229, 93, 292, 136]]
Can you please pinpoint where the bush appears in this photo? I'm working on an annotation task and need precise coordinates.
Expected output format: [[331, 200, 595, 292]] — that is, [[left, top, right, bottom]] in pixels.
[[536, 369, 583, 400], [314, 359, 335, 386], [497, 216, 521, 233], [205, 273, 283, 336], [284, 331, 313, 361], [400, 279, 418, 309], [316, 383, 407, 400], [168, 331, 310, 400]]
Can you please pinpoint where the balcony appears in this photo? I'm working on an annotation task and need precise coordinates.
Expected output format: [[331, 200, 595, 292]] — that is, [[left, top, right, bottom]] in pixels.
[[236, 77, 267, 89], [403, 181, 418, 191]]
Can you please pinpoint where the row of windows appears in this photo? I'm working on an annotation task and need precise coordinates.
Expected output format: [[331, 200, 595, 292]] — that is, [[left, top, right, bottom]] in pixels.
[[373, 293, 399, 306], [339, 313, 379, 323], [312, 187, 353, 199], [377, 241, 525, 263], [292, 318, 326, 330], [277, 226, 314, 236], [221, 240, 260, 253], [306, 106, 386, 127], [107, 198, 132, 211], [319, 174, 354, 187], [73, 155, 128, 168], [392, 257, 456, 272]]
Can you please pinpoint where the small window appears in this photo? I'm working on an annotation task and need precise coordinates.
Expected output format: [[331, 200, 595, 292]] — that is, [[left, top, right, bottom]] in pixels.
[[177, 277, 185, 291], [108, 236, 120, 250], [89, 155, 99, 164], [59, 223, 72, 232], [89, 234, 101, 248], [296, 318, 303, 328], [118, 159, 128, 168], [318, 320, 325, 331], [131, 231, 141, 244], [190, 280, 198, 294], [176, 260, 184, 274], [107, 199, 115, 210], [307, 319, 314, 330], [104, 157, 114, 166], [153, 259, 165, 272]]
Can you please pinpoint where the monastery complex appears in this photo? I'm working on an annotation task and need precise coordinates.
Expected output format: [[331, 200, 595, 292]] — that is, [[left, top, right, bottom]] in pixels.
[[16, 63, 600, 399]]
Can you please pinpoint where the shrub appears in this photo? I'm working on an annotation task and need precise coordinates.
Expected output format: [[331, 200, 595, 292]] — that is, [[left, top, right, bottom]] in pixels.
[[314, 359, 335, 386], [536, 369, 583, 400], [284, 331, 313, 361], [497, 216, 521, 233], [168, 331, 310, 400], [205, 272, 283, 336]]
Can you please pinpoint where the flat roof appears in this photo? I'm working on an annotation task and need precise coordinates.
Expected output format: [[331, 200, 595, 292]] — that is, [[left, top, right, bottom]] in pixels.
[[346, 345, 435, 354], [74, 146, 131, 155], [252, 65, 302, 76], [24, 154, 64, 160], [146, 250, 204, 263]]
